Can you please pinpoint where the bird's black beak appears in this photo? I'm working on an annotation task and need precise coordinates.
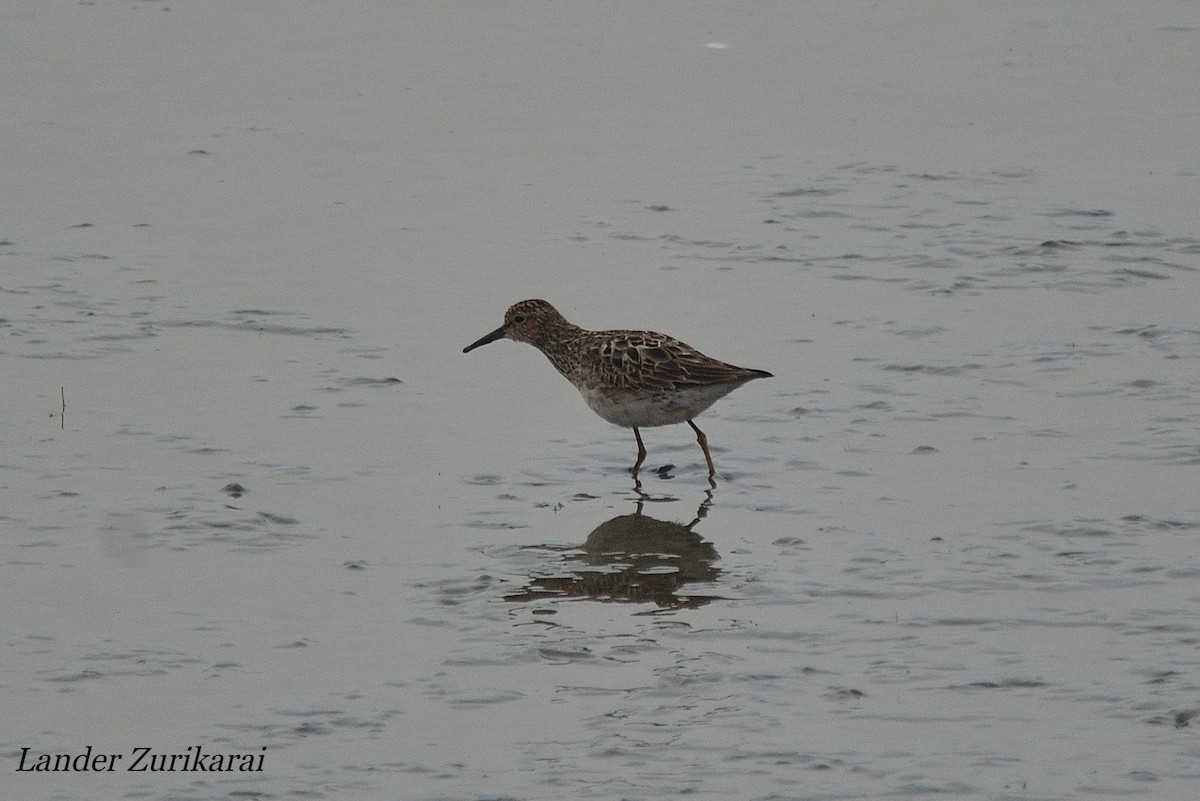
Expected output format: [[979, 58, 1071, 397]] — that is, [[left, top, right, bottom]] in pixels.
[[463, 326, 506, 353]]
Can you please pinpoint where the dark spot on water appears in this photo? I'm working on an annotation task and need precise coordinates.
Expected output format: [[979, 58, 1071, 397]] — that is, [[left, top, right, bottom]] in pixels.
[[773, 187, 831, 197], [343, 376, 402, 387], [221, 483, 247, 498], [1044, 208, 1113, 217], [965, 678, 1047, 689], [1116, 268, 1168, 279]]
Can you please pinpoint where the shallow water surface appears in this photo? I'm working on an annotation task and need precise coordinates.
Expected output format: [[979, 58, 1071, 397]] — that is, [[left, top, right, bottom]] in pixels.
[[3, 3, 1200, 801]]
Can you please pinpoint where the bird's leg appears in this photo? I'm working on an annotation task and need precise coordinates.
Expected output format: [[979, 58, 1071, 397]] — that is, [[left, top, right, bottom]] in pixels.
[[630, 426, 647, 475], [688, 420, 716, 475]]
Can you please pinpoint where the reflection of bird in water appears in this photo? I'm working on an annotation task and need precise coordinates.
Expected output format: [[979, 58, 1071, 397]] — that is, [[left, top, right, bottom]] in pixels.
[[505, 494, 721, 610]]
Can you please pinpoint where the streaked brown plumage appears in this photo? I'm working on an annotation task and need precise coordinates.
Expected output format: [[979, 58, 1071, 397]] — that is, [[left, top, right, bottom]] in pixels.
[[463, 299, 772, 475]]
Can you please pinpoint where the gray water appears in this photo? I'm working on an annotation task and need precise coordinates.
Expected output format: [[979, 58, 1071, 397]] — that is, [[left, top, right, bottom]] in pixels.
[[3, 3, 1199, 800]]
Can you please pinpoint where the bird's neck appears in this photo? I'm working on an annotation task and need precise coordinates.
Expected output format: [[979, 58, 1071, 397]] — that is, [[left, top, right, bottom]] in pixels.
[[534, 324, 589, 377]]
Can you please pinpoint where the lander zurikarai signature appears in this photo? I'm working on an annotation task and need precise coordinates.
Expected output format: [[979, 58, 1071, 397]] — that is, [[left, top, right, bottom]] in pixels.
[[15, 745, 266, 773]]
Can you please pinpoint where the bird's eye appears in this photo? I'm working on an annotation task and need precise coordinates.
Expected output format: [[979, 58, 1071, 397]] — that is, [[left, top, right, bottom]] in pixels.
[[514, 315, 525, 324]]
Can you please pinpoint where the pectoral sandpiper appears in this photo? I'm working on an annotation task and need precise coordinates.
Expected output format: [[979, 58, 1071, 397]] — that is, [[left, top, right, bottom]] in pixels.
[[463, 299, 772, 475]]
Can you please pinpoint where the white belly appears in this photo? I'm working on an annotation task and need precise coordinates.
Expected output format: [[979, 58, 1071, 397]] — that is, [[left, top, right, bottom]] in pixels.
[[578, 384, 735, 428]]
